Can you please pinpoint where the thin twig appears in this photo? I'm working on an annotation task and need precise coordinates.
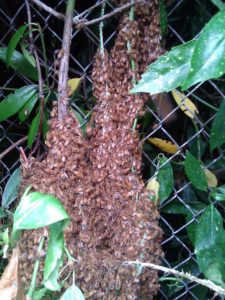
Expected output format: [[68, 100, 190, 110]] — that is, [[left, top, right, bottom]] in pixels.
[[73, 0, 107, 22], [25, 0, 45, 154], [0, 137, 27, 161], [123, 261, 225, 296], [30, 0, 145, 28], [57, 0, 76, 120]]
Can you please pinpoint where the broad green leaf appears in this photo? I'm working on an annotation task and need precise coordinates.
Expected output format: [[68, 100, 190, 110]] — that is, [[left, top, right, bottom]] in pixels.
[[195, 205, 225, 285], [184, 151, 207, 191], [211, 0, 225, 11], [162, 201, 206, 215], [60, 284, 85, 300], [211, 184, 225, 201], [0, 208, 7, 219], [20, 40, 36, 67], [0, 47, 38, 81], [71, 109, 86, 133], [44, 220, 68, 291], [28, 112, 40, 148], [33, 288, 48, 300], [209, 100, 225, 151], [186, 213, 198, 245], [183, 10, 225, 89], [0, 85, 37, 122], [13, 191, 69, 232], [157, 156, 173, 203], [6, 25, 28, 67], [18, 92, 39, 122], [2, 168, 21, 209], [12, 190, 69, 291], [130, 40, 195, 94]]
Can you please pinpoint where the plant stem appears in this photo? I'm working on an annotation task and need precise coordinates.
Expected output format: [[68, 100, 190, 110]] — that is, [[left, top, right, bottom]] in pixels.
[[58, 0, 76, 120], [99, 2, 106, 55], [27, 236, 45, 298], [123, 260, 225, 296]]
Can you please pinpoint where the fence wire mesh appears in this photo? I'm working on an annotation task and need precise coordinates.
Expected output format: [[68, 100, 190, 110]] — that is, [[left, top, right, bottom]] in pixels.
[[0, 0, 224, 299]]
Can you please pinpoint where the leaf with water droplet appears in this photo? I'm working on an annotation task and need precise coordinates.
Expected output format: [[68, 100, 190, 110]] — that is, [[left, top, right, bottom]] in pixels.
[[130, 40, 195, 94], [195, 205, 225, 286], [183, 10, 225, 89]]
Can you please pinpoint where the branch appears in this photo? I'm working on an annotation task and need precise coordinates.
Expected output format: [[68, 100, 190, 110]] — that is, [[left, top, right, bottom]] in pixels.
[[123, 261, 225, 296], [0, 137, 27, 161], [57, 0, 76, 120], [30, 0, 145, 28]]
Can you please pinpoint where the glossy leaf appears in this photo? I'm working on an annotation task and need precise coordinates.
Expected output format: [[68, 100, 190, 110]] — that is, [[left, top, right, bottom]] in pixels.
[[0, 85, 37, 122], [149, 137, 178, 154], [157, 155, 173, 203], [211, 184, 225, 201], [28, 112, 40, 148], [0, 47, 38, 81], [184, 151, 207, 191], [6, 25, 28, 67], [211, 0, 225, 10], [2, 168, 21, 209], [209, 100, 225, 151], [130, 40, 195, 94], [18, 92, 39, 122], [183, 10, 225, 89], [195, 205, 225, 285], [13, 191, 69, 232], [44, 220, 68, 291], [171, 89, 198, 119], [60, 284, 85, 300]]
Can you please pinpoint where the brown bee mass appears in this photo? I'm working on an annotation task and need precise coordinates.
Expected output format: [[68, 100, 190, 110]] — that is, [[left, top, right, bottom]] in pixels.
[[19, 1, 163, 299]]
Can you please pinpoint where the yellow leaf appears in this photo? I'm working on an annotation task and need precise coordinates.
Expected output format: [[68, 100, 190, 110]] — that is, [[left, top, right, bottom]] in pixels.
[[171, 89, 199, 119], [148, 137, 179, 154], [67, 78, 81, 96], [204, 168, 218, 188], [146, 178, 160, 202]]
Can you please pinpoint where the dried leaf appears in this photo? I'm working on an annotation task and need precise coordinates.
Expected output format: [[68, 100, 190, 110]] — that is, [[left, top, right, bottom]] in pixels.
[[67, 78, 81, 96], [149, 137, 178, 154], [171, 89, 198, 119], [204, 169, 218, 188], [146, 178, 160, 202], [0, 247, 26, 300]]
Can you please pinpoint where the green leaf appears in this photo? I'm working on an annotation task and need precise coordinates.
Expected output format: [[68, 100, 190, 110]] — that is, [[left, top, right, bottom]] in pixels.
[[6, 25, 28, 67], [60, 284, 85, 300], [184, 151, 207, 191], [157, 155, 173, 203], [42, 110, 49, 139], [183, 10, 225, 89], [159, 0, 168, 36], [13, 191, 69, 232], [33, 288, 48, 300], [186, 213, 198, 245], [211, 0, 225, 11], [209, 100, 225, 151], [2, 167, 21, 209], [195, 205, 225, 285], [28, 112, 40, 148], [211, 185, 225, 201], [0, 85, 37, 122], [20, 40, 36, 67], [130, 40, 195, 94], [0, 47, 38, 81], [18, 92, 39, 122], [44, 220, 68, 291], [12, 190, 70, 291]]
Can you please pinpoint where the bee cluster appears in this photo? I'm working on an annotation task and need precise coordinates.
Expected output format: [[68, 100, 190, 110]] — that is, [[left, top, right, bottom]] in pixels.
[[19, 1, 163, 298]]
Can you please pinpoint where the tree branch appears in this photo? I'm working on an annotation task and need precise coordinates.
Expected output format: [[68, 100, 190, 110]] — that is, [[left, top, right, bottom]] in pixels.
[[0, 137, 27, 161], [57, 0, 76, 120], [123, 261, 225, 296], [30, 0, 145, 28]]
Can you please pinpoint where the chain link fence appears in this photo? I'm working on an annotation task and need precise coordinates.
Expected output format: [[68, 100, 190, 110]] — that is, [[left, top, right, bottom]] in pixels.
[[0, 0, 224, 299]]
